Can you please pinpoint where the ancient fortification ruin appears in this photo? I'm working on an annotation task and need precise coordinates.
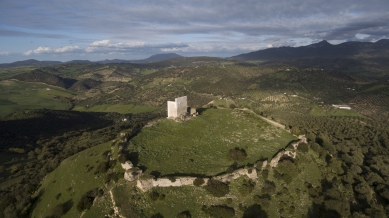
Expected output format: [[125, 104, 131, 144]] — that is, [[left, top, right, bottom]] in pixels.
[[167, 96, 187, 118]]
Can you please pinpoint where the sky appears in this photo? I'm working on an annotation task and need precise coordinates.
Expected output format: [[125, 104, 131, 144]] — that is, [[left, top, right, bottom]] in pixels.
[[0, 0, 388, 63]]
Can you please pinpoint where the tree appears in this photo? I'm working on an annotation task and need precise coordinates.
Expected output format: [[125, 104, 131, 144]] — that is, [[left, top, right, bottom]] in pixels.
[[205, 179, 230, 197], [228, 147, 247, 161]]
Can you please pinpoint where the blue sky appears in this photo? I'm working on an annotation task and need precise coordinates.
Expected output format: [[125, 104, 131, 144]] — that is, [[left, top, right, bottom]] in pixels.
[[0, 0, 388, 63]]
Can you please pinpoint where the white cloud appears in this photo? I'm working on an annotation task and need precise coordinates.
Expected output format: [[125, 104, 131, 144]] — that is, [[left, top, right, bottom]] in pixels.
[[85, 40, 188, 53], [0, 51, 9, 56], [23, 46, 81, 55]]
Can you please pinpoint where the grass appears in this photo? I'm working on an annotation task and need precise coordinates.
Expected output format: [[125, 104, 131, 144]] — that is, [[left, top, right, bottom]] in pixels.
[[0, 80, 75, 117], [130, 108, 296, 176], [309, 104, 363, 117], [141, 69, 157, 75], [0, 67, 36, 80], [73, 104, 157, 114], [31, 142, 112, 218]]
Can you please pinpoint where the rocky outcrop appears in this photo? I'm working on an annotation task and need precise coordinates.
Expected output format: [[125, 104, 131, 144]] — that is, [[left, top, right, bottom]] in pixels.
[[124, 134, 308, 192], [121, 161, 133, 170], [124, 167, 142, 181]]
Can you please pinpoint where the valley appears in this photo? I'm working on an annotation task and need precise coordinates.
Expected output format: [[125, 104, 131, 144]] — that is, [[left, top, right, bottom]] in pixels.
[[1, 41, 389, 217]]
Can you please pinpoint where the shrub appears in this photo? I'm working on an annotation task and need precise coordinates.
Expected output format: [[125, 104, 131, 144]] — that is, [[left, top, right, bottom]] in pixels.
[[77, 188, 98, 211], [298, 143, 309, 152], [50, 203, 65, 217], [168, 176, 176, 182], [105, 172, 119, 184], [94, 161, 109, 174], [118, 154, 128, 164], [253, 194, 271, 207], [149, 191, 160, 201], [239, 179, 256, 196], [262, 169, 269, 179], [203, 205, 235, 218], [193, 178, 205, 186], [177, 210, 191, 218], [261, 180, 276, 194], [98, 189, 104, 197], [228, 147, 247, 161], [229, 104, 237, 109], [205, 179, 230, 197]]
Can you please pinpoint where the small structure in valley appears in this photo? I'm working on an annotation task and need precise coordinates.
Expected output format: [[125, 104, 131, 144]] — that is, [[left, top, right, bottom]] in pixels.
[[167, 96, 188, 118], [332, 104, 351, 110]]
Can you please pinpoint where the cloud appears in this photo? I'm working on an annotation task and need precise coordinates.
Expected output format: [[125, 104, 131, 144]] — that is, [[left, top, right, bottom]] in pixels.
[[85, 40, 189, 53], [0, 51, 9, 56], [23, 46, 81, 55], [0, 27, 67, 38], [1, 0, 389, 61]]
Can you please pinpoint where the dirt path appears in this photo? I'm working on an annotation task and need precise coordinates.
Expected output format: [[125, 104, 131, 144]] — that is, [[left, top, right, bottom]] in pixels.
[[109, 190, 125, 218]]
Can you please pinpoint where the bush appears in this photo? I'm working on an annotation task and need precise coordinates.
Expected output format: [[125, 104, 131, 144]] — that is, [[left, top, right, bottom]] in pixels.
[[239, 179, 256, 196], [262, 169, 269, 179], [149, 191, 165, 201], [50, 203, 65, 217], [94, 161, 109, 174], [253, 194, 271, 206], [261, 180, 276, 194], [203, 205, 235, 218], [77, 188, 98, 211], [205, 179, 230, 197], [193, 178, 205, 186], [105, 173, 119, 184], [228, 147, 247, 161], [298, 143, 309, 152], [118, 154, 128, 164], [177, 210, 191, 218], [168, 176, 176, 182], [229, 104, 237, 109]]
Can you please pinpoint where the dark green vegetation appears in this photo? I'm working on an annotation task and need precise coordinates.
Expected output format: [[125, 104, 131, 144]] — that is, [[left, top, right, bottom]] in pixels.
[[1, 43, 389, 217]]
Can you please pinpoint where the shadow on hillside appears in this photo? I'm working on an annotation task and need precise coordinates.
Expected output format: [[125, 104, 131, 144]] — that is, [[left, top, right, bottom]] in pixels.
[[62, 199, 74, 215]]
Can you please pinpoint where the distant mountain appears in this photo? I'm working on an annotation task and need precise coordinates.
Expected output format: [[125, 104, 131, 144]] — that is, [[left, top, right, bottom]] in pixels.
[[138, 53, 183, 63], [0, 59, 62, 69], [96, 53, 183, 64], [12, 69, 77, 89], [64, 60, 92, 64], [96, 59, 130, 64], [228, 39, 389, 61]]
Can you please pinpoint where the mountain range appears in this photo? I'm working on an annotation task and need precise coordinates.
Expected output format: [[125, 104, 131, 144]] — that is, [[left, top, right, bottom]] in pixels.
[[1, 39, 389, 69], [0, 53, 183, 69], [228, 39, 389, 61]]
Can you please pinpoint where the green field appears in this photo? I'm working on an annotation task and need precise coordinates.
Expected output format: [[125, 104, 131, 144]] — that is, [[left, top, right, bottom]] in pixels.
[[130, 108, 296, 176], [0, 67, 36, 80], [0, 80, 75, 117], [309, 104, 363, 117], [73, 104, 157, 114], [32, 142, 113, 218]]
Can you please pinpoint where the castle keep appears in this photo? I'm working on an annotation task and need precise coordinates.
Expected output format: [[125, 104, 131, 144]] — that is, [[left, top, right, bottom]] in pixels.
[[167, 96, 187, 118]]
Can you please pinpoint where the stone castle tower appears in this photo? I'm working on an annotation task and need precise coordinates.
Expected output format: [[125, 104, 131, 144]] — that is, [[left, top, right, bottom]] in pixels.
[[167, 96, 187, 118]]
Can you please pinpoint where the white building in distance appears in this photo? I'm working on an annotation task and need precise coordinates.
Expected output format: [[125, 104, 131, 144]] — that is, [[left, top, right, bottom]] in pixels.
[[167, 96, 187, 118]]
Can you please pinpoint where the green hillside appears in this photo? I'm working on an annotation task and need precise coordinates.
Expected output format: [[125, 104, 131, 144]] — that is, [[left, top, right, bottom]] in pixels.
[[131, 108, 296, 176], [30, 108, 329, 218]]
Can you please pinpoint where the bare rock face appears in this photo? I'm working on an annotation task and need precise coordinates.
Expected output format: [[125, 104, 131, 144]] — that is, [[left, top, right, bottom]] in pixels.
[[270, 151, 285, 167], [121, 161, 133, 170], [124, 167, 142, 181], [136, 178, 154, 191], [262, 160, 268, 169]]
